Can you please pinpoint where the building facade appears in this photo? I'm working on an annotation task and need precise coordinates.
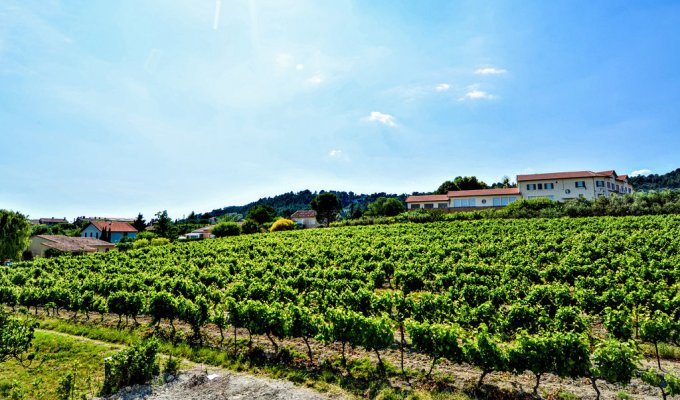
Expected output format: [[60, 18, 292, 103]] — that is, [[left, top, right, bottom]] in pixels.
[[28, 235, 115, 258], [81, 221, 138, 243], [406, 170, 634, 210], [291, 210, 319, 228]]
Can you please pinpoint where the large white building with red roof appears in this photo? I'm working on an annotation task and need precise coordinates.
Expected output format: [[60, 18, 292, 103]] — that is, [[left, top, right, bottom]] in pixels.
[[406, 170, 634, 210]]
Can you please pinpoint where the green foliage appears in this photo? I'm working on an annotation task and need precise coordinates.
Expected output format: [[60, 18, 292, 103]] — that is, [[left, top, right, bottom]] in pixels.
[[365, 197, 406, 217], [407, 321, 463, 376], [311, 193, 342, 226], [435, 176, 488, 194], [240, 219, 260, 234], [0, 308, 36, 364], [152, 210, 178, 240], [163, 354, 180, 377], [101, 338, 160, 395], [604, 307, 633, 340], [464, 325, 507, 387], [212, 222, 241, 237], [590, 339, 639, 385], [150, 238, 170, 246], [137, 231, 157, 240], [247, 205, 277, 225], [0, 210, 32, 261], [270, 219, 295, 232], [133, 239, 150, 249]]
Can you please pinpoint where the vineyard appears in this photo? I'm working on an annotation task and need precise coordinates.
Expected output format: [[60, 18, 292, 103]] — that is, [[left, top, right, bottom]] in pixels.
[[2, 216, 680, 398]]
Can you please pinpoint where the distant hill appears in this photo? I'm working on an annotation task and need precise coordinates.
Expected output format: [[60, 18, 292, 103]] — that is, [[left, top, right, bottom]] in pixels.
[[629, 168, 680, 191], [207, 190, 407, 219]]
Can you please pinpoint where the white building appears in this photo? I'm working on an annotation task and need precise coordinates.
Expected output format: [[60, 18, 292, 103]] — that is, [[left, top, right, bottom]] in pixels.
[[406, 170, 634, 210], [291, 210, 319, 228]]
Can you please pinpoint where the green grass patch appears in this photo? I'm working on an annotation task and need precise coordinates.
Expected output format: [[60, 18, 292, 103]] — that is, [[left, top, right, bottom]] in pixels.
[[37, 317, 141, 345], [640, 342, 680, 361], [0, 330, 119, 400]]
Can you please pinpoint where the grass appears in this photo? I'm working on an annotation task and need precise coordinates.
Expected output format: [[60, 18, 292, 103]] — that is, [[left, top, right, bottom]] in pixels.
[[0, 330, 119, 400], [640, 342, 680, 361]]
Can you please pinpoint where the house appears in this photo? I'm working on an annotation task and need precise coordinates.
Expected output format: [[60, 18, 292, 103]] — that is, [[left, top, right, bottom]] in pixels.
[[291, 210, 319, 228], [75, 216, 135, 226], [186, 226, 214, 240], [406, 169, 634, 210], [27, 235, 115, 258], [29, 217, 69, 226], [81, 221, 138, 243], [517, 170, 634, 201]]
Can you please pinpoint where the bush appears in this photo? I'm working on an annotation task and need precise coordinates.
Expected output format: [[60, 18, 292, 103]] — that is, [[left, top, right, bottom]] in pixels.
[[240, 219, 260, 234], [270, 219, 295, 232], [150, 238, 170, 246], [101, 338, 160, 395], [133, 239, 150, 249], [211, 222, 241, 238], [137, 231, 158, 240]]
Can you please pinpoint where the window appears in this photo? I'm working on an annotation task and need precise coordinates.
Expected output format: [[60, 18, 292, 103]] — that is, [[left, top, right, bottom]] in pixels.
[[410, 204, 420, 209], [95, 232, 99, 238], [437, 203, 448, 209], [537, 183, 543, 190], [89, 232, 93, 237], [453, 199, 476, 208], [481, 199, 487, 204], [545, 183, 554, 190], [124, 232, 128, 237], [607, 182, 611, 189], [616, 184, 620, 191], [527, 184, 537, 190], [596, 181, 605, 187], [424, 203, 434, 209], [575, 181, 586, 188]]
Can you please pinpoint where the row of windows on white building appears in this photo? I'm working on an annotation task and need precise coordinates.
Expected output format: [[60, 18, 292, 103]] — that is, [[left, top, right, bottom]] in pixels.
[[526, 180, 630, 193], [410, 196, 519, 209]]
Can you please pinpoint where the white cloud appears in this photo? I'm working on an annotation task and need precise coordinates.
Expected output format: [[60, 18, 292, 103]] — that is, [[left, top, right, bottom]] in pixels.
[[435, 83, 450, 92], [275, 53, 294, 68], [329, 149, 342, 157], [461, 89, 496, 100], [213, 0, 221, 30], [475, 67, 507, 75], [365, 111, 397, 127], [296, 63, 305, 71], [630, 169, 652, 177], [307, 74, 323, 85]]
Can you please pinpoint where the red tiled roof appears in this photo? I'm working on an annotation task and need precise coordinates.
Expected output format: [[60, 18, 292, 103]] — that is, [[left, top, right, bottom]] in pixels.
[[36, 235, 115, 252], [291, 210, 317, 218], [616, 174, 628, 182], [191, 225, 214, 234], [405, 194, 449, 203], [517, 170, 617, 182], [90, 221, 138, 233], [447, 188, 521, 198]]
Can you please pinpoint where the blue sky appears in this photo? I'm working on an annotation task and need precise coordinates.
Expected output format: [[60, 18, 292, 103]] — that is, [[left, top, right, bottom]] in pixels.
[[1, 1, 679, 220]]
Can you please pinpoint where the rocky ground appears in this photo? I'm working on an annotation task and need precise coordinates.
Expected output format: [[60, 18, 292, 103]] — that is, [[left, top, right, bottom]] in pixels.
[[99, 367, 344, 400]]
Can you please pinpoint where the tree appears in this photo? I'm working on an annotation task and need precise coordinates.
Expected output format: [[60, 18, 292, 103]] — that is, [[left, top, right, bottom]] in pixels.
[[0, 210, 32, 261], [153, 211, 178, 240], [311, 193, 341, 226], [246, 205, 277, 224], [365, 197, 406, 217], [132, 213, 146, 232], [0, 308, 37, 365], [435, 176, 488, 194], [211, 222, 241, 237]]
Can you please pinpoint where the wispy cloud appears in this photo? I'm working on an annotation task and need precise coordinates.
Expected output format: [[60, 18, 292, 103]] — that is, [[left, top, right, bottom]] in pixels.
[[213, 0, 221, 30], [630, 169, 652, 177], [475, 67, 507, 75], [435, 83, 450, 92], [460, 88, 496, 100], [329, 149, 342, 157], [365, 111, 397, 127], [307, 73, 323, 85]]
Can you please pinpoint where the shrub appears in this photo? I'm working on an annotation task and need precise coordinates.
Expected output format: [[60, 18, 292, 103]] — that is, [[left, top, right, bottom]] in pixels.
[[270, 219, 295, 232], [132, 239, 150, 249], [137, 231, 157, 240], [101, 338, 160, 395], [150, 238, 170, 246], [211, 222, 241, 237], [240, 219, 260, 234]]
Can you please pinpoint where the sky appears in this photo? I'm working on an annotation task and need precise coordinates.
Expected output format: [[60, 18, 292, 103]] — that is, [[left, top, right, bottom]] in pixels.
[[1, 1, 680, 220]]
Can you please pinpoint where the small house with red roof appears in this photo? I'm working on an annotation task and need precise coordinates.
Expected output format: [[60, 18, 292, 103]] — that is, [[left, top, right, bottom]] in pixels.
[[81, 221, 138, 243], [291, 210, 319, 228], [406, 169, 634, 210]]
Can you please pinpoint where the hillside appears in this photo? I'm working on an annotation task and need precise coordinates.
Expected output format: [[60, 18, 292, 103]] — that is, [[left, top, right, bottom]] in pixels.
[[207, 190, 407, 219], [629, 168, 680, 191]]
